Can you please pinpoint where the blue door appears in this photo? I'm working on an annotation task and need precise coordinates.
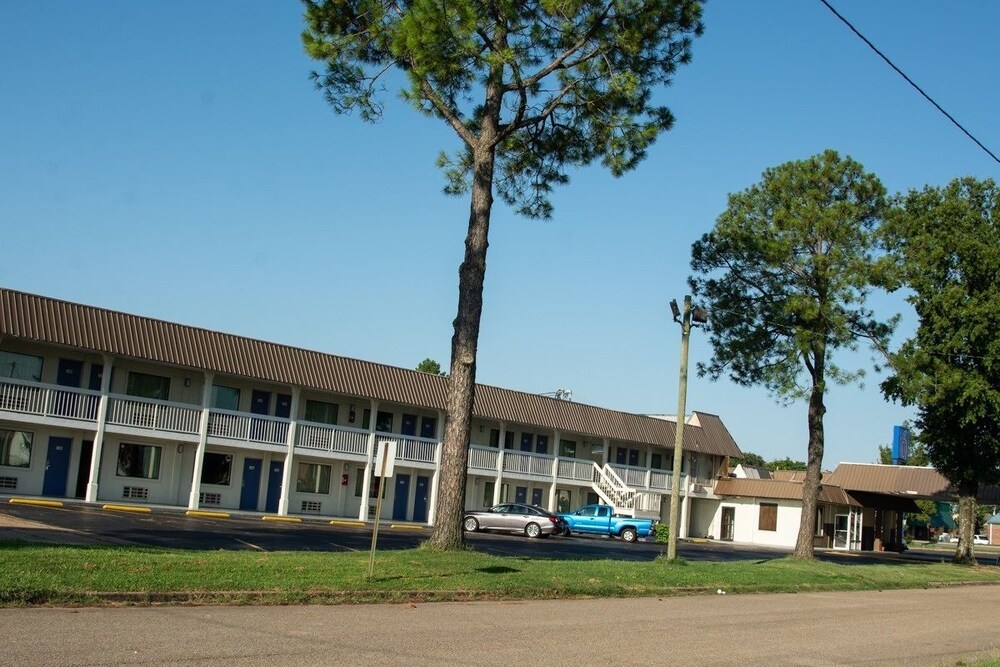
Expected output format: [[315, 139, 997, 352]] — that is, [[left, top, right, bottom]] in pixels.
[[274, 394, 292, 419], [392, 474, 410, 520], [240, 458, 262, 511], [413, 476, 429, 522], [535, 435, 548, 455], [419, 417, 436, 439], [531, 488, 544, 506], [520, 433, 533, 452], [249, 391, 270, 441], [265, 461, 283, 513], [43, 436, 73, 497], [88, 363, 104, 391], [57, 359, 83, 388], [515, 486, 527, 503], [401, 415, 417, 436], [250, 390, 270, 415], [55, 359, 83, 417]]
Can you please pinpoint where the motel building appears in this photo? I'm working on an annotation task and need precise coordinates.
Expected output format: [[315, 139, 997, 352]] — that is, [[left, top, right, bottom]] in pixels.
[[0, 288, 744, 532]]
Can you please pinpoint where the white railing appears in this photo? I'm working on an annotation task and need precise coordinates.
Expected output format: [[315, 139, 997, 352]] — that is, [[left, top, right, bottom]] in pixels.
[[634, 491, 663, 512], [610, 464, 649, 488], [107, 396, 201, 434], [395, 435, 438, 464], [468, 446, 499, 471], [208, 409, 289, 446], [649, 470, 672, 490], [502, 451, 555, 477], [557, 458, 598, 482], [296, 423, 369, 456], [0, 379, 102, 422], [593, 463, 635, 509]]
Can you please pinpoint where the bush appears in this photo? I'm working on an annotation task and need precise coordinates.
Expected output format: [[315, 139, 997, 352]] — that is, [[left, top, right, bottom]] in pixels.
[[654, 523, 671, 544]]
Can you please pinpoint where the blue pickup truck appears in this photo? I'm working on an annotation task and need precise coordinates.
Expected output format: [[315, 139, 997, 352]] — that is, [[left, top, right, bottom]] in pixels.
[[557, 504, 656, 543]]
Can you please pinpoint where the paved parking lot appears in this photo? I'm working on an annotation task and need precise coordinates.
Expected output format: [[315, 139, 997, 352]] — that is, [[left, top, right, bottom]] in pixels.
[[2, 497, 996, 566]]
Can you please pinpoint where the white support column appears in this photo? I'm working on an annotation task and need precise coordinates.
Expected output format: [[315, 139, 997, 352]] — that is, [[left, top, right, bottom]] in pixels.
[[427, 409, 445, 525], [277, 388, 300, 516], [679, 454, 693, 538], [547, 430, 560, 512], [492, 423, 505, 505], [601, 438, 610, 466], [357, 400, 378, 521], [187, 372, 214, 510], [85, 355, 113, 503]]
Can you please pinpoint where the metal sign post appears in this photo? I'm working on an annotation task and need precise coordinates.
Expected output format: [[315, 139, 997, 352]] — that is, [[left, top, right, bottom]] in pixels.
[[367, 440, 397, 580]]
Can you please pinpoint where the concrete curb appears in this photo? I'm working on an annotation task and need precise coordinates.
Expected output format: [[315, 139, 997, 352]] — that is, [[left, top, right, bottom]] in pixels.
[[9, 498, 63, 508]]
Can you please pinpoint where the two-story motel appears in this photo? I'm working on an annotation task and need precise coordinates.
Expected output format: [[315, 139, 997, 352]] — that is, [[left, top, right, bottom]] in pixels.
[[0, 288, 743, 532]]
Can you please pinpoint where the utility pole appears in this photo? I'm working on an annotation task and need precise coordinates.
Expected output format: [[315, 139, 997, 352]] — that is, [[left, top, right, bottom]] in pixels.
[[667, 295, 707, 561]]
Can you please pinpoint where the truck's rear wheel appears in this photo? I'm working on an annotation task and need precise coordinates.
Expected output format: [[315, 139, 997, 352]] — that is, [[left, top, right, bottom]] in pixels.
[[621, 527, 638, 543]]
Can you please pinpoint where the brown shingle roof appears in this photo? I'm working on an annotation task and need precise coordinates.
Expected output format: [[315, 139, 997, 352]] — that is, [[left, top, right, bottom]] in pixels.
[[714, 478, 859, 506], [0, 288, 743, 457]]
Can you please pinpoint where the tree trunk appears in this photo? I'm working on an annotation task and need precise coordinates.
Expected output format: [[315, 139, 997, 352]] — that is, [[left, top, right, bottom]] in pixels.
[[427, 146, 496, 550], [793, 369, 826, 558], [953, 487, 978, 565]]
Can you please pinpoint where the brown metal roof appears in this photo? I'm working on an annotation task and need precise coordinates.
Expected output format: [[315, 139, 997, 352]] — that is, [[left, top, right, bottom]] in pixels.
[[0, 288, 743, 457], [714, 478, 859, 506], [771, 470, 807, 482], [824, 463, 953, 500]]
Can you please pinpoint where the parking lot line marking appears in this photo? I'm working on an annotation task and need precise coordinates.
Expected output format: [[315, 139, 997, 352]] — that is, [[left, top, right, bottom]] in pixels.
[[262, 515, 301, 523], [102, 504, 152, 513], [186, 510, 231, 519], [330, 520, 365, 528], [9, 498, 63, 508], [234, 538, 265, 551]]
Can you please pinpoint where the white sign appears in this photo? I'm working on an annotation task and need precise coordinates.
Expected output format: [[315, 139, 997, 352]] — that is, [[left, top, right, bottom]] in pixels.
[[374, 440, 397, 478]]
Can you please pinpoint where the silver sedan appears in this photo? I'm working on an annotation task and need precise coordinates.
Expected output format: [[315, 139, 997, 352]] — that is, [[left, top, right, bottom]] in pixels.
[[463, 503, 563, 538]]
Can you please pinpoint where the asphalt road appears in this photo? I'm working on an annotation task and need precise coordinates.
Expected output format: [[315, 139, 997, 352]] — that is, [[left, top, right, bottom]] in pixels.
[[2, 587, 998, 666], [2, 498, 997, 567]]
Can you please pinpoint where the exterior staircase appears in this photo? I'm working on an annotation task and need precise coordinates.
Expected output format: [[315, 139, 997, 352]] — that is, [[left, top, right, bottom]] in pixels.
[[590, 463, 662, 518]]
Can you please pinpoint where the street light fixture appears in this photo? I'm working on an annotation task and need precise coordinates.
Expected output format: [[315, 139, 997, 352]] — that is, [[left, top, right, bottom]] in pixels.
[[666, 295, 707, 560]]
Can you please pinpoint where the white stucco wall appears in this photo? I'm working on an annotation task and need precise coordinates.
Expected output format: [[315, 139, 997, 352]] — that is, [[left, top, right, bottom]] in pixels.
[[715, 498, 802, 548], [688, 498, 721, 538]]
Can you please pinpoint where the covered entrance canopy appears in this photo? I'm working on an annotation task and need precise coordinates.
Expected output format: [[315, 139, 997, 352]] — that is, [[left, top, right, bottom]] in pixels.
[[825, 464, 955, 551]]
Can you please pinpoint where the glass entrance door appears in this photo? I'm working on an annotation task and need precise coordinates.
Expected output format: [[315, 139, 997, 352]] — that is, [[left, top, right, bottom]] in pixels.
[[834, 514, 849, 549]]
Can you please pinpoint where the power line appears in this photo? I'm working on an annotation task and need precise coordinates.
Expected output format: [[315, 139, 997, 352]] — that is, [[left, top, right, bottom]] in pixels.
[[819, 0, 1000, 167]]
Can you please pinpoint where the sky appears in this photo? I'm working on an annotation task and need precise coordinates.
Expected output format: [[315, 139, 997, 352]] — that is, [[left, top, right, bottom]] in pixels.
[[2, 1, 998, 467]]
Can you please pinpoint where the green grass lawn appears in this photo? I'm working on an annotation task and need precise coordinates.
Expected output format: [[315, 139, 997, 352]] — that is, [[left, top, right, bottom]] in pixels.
[[2, 541, 999, 606]]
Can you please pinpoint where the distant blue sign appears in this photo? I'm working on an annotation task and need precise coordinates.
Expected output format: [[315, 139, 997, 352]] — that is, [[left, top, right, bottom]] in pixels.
[[892, 425, 910, 465]]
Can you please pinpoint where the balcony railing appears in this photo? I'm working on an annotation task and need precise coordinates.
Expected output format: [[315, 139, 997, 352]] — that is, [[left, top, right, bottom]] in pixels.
[[468, 446, 499, 472], [502, 450, 555, 477], [208, 409, 290, 446], [609, 464, 650, 488], [395, 435, 437, 464], [296, 422, 369, 456], [107, 396, 201, 434], [0, 379, 101, 422], [649, 470, 673, 490], [558, 458, 597, 482]]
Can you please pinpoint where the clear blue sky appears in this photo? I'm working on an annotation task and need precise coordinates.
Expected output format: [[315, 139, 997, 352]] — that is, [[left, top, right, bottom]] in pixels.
[[2, 2, 997, 466]]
